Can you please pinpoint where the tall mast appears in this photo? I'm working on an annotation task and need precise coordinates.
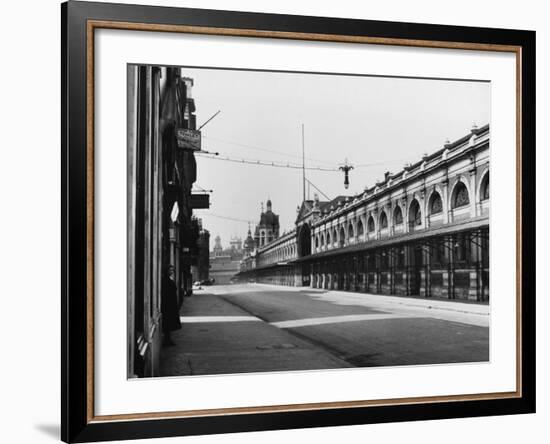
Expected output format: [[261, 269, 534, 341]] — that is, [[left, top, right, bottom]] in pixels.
[[301, 123, 306, 202]]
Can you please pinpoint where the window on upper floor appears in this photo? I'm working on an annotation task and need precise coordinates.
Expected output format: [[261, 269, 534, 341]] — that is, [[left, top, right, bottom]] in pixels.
[[394, 205, 403, 225], [481, 173, 489, 201], [452, 182, 470, 209], [429, 192, 443, 215], [357, 220, 364, 237], [409, 200, 422, 227], [380, 211, 388, 229], [367, 216, 375, 232]]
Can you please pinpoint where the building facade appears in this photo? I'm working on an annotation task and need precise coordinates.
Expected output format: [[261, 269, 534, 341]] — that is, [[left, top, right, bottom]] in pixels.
[[191, 219, 210, 283], [236, 125, 490, 303], [127, 66, 208, 378]]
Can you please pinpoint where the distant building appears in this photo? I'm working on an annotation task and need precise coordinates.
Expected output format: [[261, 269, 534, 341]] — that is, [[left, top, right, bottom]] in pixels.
[[254, 199, 280, 247], [191, 220, 210, 283], [230, 236, 243, 252], [212, 235, 223, 257], [243, 225, 255, 257], [210, 235, 243, 261], [209, 235, 244, 284]]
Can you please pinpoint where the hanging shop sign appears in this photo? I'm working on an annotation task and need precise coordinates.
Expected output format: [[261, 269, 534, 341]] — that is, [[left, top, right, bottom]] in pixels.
[[190, 193, 210, 209], [175, 128, 201, 151]]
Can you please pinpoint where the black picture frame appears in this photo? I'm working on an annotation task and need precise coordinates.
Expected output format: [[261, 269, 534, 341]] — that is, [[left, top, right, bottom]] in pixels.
[[61, 1, 536, 442]]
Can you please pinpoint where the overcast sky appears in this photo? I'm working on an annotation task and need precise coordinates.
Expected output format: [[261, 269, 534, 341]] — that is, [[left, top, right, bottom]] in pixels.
[[181, 66, 490, 250]]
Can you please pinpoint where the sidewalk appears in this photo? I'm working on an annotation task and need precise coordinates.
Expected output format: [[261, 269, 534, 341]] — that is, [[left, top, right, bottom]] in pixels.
[[254, 283, 490, 316], [245, 284, 490, 328]]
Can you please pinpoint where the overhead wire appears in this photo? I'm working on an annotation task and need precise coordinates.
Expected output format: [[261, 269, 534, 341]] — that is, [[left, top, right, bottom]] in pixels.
[[195, 152, 339, 171], [202, 135, 336, 166], [195, 212, 255, 225], [196, 151, 413, 172]]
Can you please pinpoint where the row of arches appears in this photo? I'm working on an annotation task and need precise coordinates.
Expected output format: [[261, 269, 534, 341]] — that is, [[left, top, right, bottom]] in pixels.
[[314, 174, 489, 252], [258, 239, 297, 265]]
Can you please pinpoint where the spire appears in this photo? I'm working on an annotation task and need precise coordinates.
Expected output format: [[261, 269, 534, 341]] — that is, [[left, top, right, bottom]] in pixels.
[[266, 197, 272, 212]]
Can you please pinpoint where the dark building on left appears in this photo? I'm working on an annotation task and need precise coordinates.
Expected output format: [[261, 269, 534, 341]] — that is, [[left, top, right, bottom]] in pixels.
[[127, 66, 209, 378]]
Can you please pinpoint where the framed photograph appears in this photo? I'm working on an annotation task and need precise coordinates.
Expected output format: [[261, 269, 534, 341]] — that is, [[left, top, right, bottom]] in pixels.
[[61, 1, 535, 442]]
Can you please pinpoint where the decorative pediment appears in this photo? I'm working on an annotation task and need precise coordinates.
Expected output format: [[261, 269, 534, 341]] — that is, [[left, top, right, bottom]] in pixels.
[[295, 200, 314, 223]]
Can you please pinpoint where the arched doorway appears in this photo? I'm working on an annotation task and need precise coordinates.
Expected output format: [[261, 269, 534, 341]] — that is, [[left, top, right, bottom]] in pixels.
[[298, 224, 311, 258]]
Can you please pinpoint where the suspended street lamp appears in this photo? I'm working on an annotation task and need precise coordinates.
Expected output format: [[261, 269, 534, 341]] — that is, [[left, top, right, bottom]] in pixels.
[[339, 159, 354, 189]]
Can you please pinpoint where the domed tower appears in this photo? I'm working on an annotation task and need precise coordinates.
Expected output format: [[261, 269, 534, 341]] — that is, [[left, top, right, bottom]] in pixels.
[[254, 198, 280, 247], [243, 225, 255, 257]]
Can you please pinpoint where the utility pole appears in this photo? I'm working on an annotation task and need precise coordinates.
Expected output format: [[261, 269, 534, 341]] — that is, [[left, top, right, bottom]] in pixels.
[[301, 123, 306, 202]]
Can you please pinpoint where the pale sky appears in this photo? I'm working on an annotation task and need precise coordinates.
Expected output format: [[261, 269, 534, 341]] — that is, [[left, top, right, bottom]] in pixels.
[[181, 66, 490, 250]]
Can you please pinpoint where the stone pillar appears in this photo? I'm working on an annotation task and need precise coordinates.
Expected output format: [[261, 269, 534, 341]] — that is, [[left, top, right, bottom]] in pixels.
[[375, 253, 381, 294], [442, 178, 450, 224], [470, 168, 477, 218], [419, 246, 430, 298], [468, 230, 481, 301], [389, 251, 395, 294], [420, 189, 428, 229], [402, 196, 409, 234], [441, 235, 454, 299], [403, 244, 412, 295]]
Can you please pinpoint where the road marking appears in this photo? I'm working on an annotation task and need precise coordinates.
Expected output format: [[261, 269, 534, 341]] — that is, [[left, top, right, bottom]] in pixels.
[[179, 316, 261, 323], [270, 314, 414, 328]]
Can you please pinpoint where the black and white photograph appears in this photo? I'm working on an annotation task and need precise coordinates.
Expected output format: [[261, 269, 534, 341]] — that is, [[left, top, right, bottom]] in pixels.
[[127, 64, 490, 379]]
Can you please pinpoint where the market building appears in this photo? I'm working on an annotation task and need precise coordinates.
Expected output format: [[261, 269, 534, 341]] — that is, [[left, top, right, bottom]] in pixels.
[[236, 125, 490, 303]]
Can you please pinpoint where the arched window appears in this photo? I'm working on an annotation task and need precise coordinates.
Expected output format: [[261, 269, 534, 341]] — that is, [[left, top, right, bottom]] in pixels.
[[348, 222, 354, 239], [429, 191, 443, 215], [357, 219, 364, 237], [320, 234, 325, 247], [339, 227, 346, 247], [379, 211, 388, 229], [367, 216, 375, 232], [394, 206, 403, 225], [315, 236, 319, 249], [333, 228, 338, 245], [326, 232, 331, 246], [481, 173, 489, 201], [452, 181, 470, 208], [409, 199, 421, 228]]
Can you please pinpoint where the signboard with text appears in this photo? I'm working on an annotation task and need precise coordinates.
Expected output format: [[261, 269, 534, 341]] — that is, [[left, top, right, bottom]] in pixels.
[[191, 194, 210, 209], [175, 128, 201, 151]]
